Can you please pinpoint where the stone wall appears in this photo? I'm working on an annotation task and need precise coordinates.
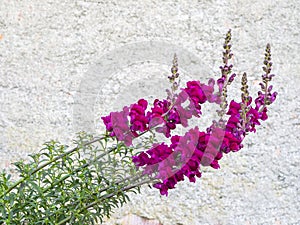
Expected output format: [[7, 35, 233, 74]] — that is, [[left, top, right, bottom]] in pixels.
[[0, 0, 299, 224]]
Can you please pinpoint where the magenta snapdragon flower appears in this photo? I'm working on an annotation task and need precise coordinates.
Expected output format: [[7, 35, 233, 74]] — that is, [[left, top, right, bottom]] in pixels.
[[101, 36, 277, 196]]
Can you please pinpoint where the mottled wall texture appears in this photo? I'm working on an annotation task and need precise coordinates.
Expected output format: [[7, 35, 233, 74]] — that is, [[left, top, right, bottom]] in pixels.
[[0, 0, 299, 224]]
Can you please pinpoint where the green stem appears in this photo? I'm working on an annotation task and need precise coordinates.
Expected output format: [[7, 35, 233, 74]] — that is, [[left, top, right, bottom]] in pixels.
[[42, 146, 115, 193], [57, 178, 154, 225], [96, 173, 142, 194], [82, 178, 154, 212]]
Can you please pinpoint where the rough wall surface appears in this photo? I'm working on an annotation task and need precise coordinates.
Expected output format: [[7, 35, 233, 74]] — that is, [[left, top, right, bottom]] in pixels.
[[0, 0, 299, 224]]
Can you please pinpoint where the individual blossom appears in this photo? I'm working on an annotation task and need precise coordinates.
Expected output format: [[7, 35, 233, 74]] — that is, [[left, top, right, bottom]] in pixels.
[[183, 80, 220, 117], [102, 106, 137, 146], [101, 114, 114, 136], [147, 99, 175, 137], [132, 142, 174, 177], [129, 99, 149, 136], [110, 107, 135, 146]]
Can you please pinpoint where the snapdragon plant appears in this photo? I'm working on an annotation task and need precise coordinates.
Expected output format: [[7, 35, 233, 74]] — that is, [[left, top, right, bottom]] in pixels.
[[0, 30, 277, 224]]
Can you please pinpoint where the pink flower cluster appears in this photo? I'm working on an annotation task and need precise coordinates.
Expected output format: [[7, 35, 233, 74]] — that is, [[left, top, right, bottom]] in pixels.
[[102, 74, 277, 195], [101, 80, 220, 144], [101, 40, 277, 196]]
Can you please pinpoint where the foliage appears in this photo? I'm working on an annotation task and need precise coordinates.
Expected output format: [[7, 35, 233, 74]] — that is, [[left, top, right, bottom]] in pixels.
[[0, 132, 156, 224]]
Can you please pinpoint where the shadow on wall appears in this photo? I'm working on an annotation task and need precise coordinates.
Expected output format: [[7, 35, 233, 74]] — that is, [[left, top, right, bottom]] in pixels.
[[109, 214, 162, 225]]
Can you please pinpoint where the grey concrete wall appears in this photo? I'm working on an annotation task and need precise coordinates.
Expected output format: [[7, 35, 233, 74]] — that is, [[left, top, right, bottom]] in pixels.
[[0, 0, 299, 224]]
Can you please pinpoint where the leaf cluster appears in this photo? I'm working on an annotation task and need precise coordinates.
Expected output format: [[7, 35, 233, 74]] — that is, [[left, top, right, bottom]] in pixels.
[[0, 132, 152, 224]]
